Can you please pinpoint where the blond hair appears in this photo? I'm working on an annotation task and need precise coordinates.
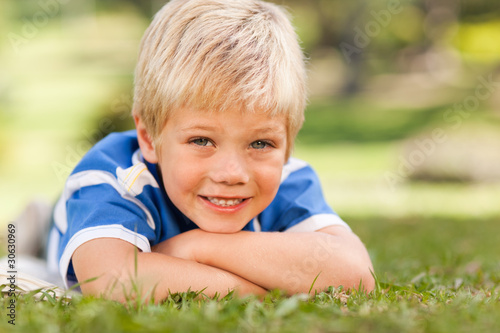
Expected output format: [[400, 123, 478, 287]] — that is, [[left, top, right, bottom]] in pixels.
[[133, 0, 307, 159]]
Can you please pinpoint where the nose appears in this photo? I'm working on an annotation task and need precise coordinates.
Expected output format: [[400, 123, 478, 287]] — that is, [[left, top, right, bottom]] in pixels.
[[209, 150, 250, 185]]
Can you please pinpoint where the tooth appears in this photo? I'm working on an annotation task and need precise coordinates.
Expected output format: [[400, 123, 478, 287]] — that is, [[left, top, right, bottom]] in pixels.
[[206, 197, 244, 207]]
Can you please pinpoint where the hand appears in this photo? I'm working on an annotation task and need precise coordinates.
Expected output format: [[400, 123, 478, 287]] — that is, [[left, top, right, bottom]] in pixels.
[[152, 229, 205, 262]]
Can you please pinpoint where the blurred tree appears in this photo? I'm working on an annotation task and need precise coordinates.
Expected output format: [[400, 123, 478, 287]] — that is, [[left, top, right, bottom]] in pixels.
[[8, 0, 499, 96], [459, 0, 500, 21], [96, 0, 156, 16], [283, 0, 369, 95]]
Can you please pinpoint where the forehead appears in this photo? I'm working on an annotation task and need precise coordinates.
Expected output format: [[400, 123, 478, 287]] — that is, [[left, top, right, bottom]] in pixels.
[[169, 106, 288, 132]]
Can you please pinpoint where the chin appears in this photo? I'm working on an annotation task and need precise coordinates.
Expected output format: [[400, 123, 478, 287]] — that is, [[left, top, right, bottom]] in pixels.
[[197, 222, 245, 234]]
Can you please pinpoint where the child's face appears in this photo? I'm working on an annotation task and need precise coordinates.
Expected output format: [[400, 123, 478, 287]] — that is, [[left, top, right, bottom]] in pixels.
[[141, 107, 287, 233]]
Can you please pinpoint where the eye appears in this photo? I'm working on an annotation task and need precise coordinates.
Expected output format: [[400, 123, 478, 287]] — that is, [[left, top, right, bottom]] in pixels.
[[190, 137, 213, 147], [250, 140, 271, 149]]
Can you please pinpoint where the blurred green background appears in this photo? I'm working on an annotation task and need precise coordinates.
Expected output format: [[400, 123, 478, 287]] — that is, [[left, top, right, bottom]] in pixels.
[[1, 0, 500, 227]]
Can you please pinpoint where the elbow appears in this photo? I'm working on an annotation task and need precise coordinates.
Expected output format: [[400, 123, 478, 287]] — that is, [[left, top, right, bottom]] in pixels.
[[320, 259, 375, 294], [354, 266, 376, 293], [302, 266, 375, 295], [342, 259, 375, 293], [315, 227, 375, 294], [78, 275, 128, 303], [336, 253, 375, 293]]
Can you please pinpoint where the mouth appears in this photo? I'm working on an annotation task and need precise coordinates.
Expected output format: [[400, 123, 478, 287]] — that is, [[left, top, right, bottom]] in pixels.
[[200, 196, 249, 208]]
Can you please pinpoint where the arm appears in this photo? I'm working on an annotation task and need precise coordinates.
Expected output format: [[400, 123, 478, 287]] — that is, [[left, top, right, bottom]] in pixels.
[[156, 225, 375, 294], [72, 238, 266, 303]]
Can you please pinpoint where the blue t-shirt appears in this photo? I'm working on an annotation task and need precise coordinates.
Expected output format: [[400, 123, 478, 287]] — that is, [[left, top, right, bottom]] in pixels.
[[47, 130, 349, 287]]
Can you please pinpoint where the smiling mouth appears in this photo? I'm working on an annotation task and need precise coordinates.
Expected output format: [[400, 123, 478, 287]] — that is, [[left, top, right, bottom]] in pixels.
[[203, 196, 247, 208]]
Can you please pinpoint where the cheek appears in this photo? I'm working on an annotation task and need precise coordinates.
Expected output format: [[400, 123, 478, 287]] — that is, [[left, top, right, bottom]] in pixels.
[[160, 155, 204, 197], [255, 160, 283, 197]]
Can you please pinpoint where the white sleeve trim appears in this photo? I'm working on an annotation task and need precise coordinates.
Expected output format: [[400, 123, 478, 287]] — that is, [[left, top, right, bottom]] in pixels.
[[59, 224, 151, 288], [46, 227, 61, 274], [252, 217, 261, 232], [54, 169, 157, 234], [284, 214, 351, 233]]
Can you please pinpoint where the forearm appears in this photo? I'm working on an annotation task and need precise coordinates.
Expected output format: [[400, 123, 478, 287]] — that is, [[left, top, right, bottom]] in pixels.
[[73, 239, 266, 303], [121, 252, 266, 301], [190, 228, 374, 294]]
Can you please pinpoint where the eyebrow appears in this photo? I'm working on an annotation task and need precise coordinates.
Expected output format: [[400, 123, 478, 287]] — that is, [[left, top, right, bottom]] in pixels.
[[255, 126, 286, 135], [180, 125, 218, 132], [180, 125, 285, 134]]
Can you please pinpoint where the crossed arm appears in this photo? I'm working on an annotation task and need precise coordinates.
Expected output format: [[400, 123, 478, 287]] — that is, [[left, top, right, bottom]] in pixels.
[[72, 225, 374, 302]]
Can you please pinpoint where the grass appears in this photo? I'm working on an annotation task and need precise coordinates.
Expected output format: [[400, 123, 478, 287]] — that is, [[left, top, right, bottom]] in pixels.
[[1, 8, 499, 332], [2, 215, 499, 332], [2, 286, 499, 332], [3, 133, 499, 331], [298, 99, 447, 144]]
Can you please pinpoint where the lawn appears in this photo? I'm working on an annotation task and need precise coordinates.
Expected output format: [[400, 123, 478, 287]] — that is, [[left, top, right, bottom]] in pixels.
[[2, 214, 499, 332], [1, 8, 499, 332], [2, 97, 499, 333], [2, 115, 500, 331]]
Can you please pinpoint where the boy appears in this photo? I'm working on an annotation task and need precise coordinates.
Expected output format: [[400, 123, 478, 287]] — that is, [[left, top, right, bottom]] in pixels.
[[47, 0, 374, 301]]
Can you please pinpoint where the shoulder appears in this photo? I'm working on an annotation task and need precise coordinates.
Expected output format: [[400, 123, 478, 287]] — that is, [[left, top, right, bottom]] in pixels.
[[60, 129, 162, 205], [54, 130, 162, 233], [272, 157, 327, 209], [279, 157, 323, 192], [256, 156, 350, 232], [254, 158, 329, 231], [280, 157, 310, 183], [65, 129, 159, 199], [72, 130, 140, 175]]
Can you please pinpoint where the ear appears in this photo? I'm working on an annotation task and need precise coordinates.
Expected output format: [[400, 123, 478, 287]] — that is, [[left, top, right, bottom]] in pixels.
[[134, 114, 159, 164]]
